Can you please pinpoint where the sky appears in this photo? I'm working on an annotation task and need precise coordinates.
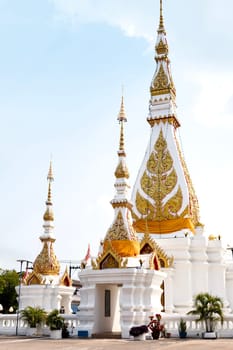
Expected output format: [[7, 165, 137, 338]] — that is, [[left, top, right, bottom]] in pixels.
[[1, 0, 233, 272]]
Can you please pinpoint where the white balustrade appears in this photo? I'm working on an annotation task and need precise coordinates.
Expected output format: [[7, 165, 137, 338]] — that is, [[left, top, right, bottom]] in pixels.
[[0, 313, 79, 337], [0, 313, 233, 338]]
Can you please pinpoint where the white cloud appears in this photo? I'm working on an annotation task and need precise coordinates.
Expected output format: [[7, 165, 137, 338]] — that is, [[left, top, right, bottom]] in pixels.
[[50, 0, 156, 42], [187, 69, 233, 128]]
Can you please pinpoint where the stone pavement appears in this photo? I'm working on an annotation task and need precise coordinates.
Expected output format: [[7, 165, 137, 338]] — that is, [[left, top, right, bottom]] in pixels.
[[0, 337, 233, 350]]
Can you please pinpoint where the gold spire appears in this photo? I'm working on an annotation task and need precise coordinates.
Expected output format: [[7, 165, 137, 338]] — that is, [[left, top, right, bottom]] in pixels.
[[117, 95, 127, 155], [117, 95, 127, 123], [158, 0, 165, 33], [114, 95, 129, 178], [150, 0, 176, 100], [43, 162, 54, 221], [47, 160, 54, 182]]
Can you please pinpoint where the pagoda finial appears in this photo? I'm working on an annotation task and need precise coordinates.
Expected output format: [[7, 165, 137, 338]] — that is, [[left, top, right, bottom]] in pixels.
[[117, 95, 127, 156], [158, 0, 165, 32], [114, 95, 129, 179], [117, 95, 127, 123], [47, 160, 54, 182], [44, 162, 54, 221]]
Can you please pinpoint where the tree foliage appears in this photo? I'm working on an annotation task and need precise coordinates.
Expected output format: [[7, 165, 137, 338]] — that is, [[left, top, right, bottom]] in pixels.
[[20, 306, 47, 327], [0, 269, 19, 313], [188, 292, 224, 332]]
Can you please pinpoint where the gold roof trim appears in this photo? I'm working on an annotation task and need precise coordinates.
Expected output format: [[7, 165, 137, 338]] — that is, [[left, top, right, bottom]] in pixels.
[[111, 200, 132, 210], [147, 116, 180, 129], [24, 271, 44, 285], [174, 133, 200, 226], [140, 233, 174, 268], [60, 267, 72, 286], [92, 241, 128, 270]]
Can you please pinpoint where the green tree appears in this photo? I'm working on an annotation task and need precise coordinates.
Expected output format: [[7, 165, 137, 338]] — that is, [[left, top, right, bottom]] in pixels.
[[0, 269, 19, 313], [188, 292, 224, 332], [20, 306, 47, 327]]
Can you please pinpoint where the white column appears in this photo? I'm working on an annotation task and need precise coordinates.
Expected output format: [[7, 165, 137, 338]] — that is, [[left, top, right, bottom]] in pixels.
[[190, 227, 208, 297], [207, 239, 230, 310], [162, 267, 174, 313], [226, 263, 233, 311], [157, 237, 193, 313]]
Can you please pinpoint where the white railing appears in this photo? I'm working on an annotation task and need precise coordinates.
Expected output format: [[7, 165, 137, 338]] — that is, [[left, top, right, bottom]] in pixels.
[[162, 314, 233, 338], [0, 313, 233, 338], [0, 313, 79, 337]]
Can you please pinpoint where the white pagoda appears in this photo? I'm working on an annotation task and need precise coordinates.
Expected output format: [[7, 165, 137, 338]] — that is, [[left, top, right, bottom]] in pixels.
[[16, 163, 74, 313]]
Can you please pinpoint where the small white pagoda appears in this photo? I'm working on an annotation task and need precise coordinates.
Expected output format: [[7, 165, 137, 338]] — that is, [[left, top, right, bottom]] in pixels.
[[16, 163, 74, 313], [77, 97, 171, 338]]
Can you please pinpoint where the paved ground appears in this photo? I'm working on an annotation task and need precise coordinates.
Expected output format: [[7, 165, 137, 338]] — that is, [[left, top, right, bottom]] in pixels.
[[0, 337, 233, 350]]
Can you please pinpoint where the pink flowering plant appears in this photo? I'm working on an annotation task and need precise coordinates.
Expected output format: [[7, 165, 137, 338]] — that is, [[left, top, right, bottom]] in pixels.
[[148, 314, 165, 336]]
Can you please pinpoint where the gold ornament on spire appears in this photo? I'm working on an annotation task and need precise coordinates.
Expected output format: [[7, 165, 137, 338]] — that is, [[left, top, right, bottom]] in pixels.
[[47, 161, 54, 182], [33, 241, 60, 275], [117, 95, 127, 123], [114, 95, 129, 178], [33, 162, 60, 277], [150, 0, 176, 99], [43, 162, 54, 221], [117, 95, 127, 155]]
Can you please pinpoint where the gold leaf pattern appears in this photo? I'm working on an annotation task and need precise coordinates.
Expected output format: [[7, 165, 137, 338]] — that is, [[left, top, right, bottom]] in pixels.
[[135, 130, 182, 221], [136, 191, 155, 220], [156, 39, 168, 55], [163, 186, 183, 218], [106, 211, 136, 240], [153, 64, 169, 91]]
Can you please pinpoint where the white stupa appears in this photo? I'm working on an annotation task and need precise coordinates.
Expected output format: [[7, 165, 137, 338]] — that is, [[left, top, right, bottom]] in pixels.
[[77, 96, 170, 338], [16, 162, 74, 313]]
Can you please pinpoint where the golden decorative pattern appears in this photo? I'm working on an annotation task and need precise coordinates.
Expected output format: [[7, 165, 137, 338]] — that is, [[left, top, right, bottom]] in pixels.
[[152, 64, 169, 91], [174, 133, 200, 226], [33, 241, 60, 275], [60, 267, 72, 286], [43, 206, 54, 221], [92, 241, 128, 270], [156, 39, 168, 55], [24, 271, 43, 285], [147, 116, 180, 129], [114, 160, 129, 179], [135, 130, 183, 222], [140, 233, 174, 268], [101, 254, 119, 269], [106, 211, 136, 241]]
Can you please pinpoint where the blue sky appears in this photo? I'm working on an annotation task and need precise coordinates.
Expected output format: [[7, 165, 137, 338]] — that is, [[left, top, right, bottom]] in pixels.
[[1, 0, 233, 271]]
